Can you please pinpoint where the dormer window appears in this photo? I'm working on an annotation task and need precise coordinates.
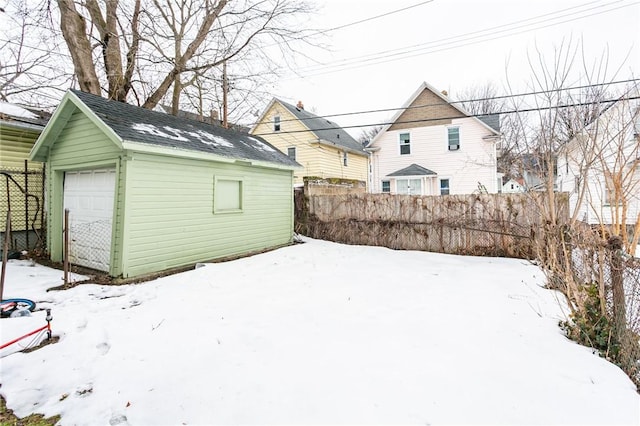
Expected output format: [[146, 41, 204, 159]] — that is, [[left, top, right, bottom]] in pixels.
[[274, 116, 281, 132]]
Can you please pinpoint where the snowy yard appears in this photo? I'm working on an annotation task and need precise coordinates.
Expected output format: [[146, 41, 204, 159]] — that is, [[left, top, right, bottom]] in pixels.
[[1, 238, 639, 425]]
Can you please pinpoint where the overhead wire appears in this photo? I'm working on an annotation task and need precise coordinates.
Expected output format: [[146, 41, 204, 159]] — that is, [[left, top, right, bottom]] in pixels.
[[249, 78, 640, 127], [251, 95, 640, 137], [291, 0, 639, 77]]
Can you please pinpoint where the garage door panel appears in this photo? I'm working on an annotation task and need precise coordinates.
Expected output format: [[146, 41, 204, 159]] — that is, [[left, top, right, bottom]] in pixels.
[[63, 169, 115, 272]]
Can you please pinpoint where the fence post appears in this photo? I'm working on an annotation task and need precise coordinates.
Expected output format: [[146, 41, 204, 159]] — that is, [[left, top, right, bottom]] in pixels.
[[1, 210, 11, 300], [24, 159, 29, 250]]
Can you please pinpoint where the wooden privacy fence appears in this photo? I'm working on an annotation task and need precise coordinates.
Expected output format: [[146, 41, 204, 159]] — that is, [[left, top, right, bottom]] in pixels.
[[295, 191, 570, 259]]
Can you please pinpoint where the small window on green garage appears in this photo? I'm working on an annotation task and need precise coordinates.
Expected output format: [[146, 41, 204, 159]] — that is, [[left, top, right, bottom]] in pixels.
[[214, 177, 244, 213]]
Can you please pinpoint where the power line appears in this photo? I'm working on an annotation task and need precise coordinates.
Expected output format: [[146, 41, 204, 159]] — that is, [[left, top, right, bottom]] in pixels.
[[288, 0, 639, 78], [250, 79, 640, 127], [252, 95, 640, 137], [318, 1, 434, 34]]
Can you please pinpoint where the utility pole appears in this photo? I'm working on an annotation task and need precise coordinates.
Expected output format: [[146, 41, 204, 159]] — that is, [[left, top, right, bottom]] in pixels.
[[222, 61, 229, 128]]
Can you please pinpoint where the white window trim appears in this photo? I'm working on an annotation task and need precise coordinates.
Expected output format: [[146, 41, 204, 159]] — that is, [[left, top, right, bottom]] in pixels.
[[213, 176, 244, 214], [447, 126, 460, 151], [399, 132, 411, 155], [273, 115, 281, 132], [396, 177, 423, 195], [287, 146, 296, 161], [439, 177, 451, 195]]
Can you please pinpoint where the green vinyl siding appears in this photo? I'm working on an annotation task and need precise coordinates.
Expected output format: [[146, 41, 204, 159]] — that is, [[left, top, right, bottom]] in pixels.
[[36, 100, 294, 279], [121, 152, 293, 278], [45, 109, 123, 272]]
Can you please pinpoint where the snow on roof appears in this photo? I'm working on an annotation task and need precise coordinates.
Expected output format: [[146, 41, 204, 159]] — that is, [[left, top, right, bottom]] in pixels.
[[0, 101, 38, 119]]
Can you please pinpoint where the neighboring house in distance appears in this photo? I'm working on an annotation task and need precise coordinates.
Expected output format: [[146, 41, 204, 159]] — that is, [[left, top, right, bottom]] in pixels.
[[367, 82, 500, 195], [557, 97, 639, 226], [0, 102, 50, 253], [519, 153, 557, 192], [250, 98, 368, 186], [30, 89, 299, 279], [501, 177, 526, 193]]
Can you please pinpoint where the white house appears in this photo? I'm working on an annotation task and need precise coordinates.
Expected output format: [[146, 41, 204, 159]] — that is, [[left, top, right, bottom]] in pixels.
[[502, 178, 526, 193], [556, 97, 640, 226], [366, 82, 501, 195]]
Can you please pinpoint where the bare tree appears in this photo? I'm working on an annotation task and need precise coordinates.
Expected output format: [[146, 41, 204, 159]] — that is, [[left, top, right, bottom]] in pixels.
[[52, 0, 317, 117], [358, 125, 383, 146], [455, 82, 524, 178], [0, 0, 72, 106]]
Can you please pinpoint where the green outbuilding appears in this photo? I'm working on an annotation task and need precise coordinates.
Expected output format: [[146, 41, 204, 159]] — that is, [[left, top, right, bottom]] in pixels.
[[30, 90, 300, 279]]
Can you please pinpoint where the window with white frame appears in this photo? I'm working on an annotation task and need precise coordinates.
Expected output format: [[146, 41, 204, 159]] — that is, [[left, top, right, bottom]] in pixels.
[[399, 133, 411, 155], [343, 151, 348, 166], [448, 127, 460, 151], [381, 180, 390, 193], [214, 177, 243, 213], [287, 147, 296, 161], [273, 116, 281, 131], [397, 178, 421, 195], [439, 178, 450, 195]]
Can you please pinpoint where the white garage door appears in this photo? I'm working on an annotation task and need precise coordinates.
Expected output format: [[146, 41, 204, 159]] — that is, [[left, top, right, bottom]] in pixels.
[[63, 169, 116, 272]]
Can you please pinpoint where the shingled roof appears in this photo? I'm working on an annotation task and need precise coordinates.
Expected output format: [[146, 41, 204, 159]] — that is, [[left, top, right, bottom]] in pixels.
[[277, 99, 366, 155], [67, 90, 299, 168], [387, 163, 437, 177]]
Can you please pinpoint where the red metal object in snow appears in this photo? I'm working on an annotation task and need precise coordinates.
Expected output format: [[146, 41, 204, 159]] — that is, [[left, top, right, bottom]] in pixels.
[[0, 309, 52, 350]]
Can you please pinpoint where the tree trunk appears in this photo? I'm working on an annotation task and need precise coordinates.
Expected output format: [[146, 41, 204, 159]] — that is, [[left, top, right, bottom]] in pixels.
[[607, 236, 627, 344], [57, 0, 101, 95]]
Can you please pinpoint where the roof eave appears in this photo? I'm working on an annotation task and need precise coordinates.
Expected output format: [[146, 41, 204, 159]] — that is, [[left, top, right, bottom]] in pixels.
[[314, 139, 367, 156], [30, 90, 124, 162]]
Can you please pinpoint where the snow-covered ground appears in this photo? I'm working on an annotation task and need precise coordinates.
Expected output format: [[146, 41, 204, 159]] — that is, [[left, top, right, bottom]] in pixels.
[[1, 238, 639, 425]]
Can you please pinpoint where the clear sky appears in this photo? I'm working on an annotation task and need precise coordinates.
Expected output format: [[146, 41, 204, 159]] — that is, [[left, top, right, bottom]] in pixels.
[[270, 0, 640, 138]]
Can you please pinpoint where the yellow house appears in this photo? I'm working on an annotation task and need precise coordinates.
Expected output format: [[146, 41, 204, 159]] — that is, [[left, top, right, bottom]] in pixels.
[[250, 98, 368, 186], [0, 102, 48, 252]]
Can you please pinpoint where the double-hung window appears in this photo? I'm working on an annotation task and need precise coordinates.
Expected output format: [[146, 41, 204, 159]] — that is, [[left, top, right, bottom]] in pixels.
[[448, 127, 460, 151], [381, 180, 391, 193], [399, 133, 411, 155], [287, 147, 296, 161], [273, 116, 281, 132], [440, 178, 450, 195], [343, 151, 348, 166]]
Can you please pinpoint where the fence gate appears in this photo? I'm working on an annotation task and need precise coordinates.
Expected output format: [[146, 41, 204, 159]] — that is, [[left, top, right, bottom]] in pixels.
[[63, 169, 116, 272]]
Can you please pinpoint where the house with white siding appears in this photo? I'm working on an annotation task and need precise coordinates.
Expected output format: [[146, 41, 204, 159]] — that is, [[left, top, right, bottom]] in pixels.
[[250, 98, 368, 187], [30, 90, 299, 279], [556, 97, 640, 226], [502, 178, 526, 193], [366, 82, 500, 195]]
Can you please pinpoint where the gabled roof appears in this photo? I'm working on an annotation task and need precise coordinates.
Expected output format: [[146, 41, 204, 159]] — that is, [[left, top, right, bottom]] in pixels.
[[31, 90, 299, 169], [387, 163, 437, 177], [253, 98, 367, 156], [369, 82, 500, 146]]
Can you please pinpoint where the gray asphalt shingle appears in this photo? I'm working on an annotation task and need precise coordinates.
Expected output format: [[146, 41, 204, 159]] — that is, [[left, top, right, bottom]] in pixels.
[[72, 90, 299, 168]]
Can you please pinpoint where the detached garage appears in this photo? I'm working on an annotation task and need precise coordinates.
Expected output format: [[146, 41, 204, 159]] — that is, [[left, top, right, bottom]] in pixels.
[[30, 90, 300, 279]]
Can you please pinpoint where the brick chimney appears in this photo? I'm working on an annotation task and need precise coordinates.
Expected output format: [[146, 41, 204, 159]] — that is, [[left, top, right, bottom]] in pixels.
[[296, 100, 304, 110]]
